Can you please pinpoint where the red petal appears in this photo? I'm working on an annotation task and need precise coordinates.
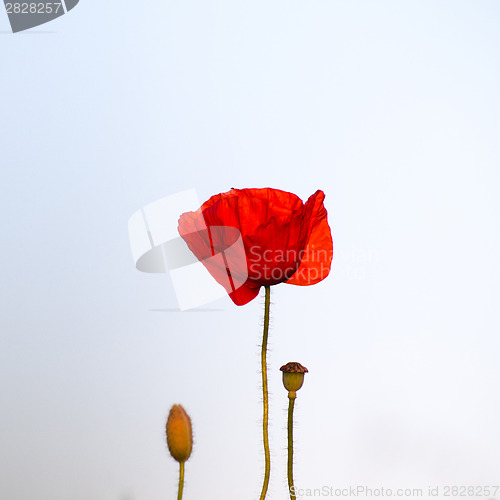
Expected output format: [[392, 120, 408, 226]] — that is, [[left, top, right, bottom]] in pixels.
[[228, 283, 261, 306], [286, 190, 333, 286]]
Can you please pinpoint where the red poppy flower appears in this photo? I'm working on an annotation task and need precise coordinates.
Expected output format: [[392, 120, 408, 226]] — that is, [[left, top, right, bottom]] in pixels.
[[178, 188, 333, 306]]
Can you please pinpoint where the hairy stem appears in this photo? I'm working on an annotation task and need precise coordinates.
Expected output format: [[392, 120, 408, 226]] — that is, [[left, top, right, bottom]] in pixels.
[[287, 396, 296, 499], [259, 286, 271, 500], [177, 461, 185, 500]]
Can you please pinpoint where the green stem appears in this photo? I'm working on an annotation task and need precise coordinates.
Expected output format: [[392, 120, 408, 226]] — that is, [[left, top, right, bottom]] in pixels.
[[259, 286, 271, 500], [177, 461, 185, 500], [287, 395, 296, 499]]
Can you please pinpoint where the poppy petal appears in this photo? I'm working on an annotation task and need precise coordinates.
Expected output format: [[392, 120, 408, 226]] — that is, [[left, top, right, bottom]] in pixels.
[[286, 190, 333, 286], [228, 283, 261, 306]]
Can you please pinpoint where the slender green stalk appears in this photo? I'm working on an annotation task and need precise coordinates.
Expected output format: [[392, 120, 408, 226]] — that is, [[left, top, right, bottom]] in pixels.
[[287, 395, 296, 499], [177, 461, 185, 500], [259, 286, 271, 500]]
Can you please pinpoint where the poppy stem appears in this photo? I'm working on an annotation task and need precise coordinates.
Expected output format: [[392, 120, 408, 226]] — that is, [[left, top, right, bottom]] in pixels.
[[259, 285, 271, 500], [177, 461, 185, 500], [287, 395, 296, 499]]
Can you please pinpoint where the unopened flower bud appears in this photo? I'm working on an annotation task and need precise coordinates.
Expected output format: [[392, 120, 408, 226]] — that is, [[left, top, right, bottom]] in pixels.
[[166, 404, 193, 463], [280, 362, 308, 399]]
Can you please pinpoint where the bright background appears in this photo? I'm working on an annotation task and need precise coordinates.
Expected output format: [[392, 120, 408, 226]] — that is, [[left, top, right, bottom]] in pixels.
[[1, 1, 500, 499]]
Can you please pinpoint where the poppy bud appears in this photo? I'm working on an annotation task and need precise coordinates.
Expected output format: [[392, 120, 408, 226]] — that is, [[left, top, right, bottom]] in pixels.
[[280, 362, 308, 399], [166, 404, 193, 463]]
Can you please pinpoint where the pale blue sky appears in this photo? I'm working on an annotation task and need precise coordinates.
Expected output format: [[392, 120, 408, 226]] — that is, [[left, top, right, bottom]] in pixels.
[[1, 1, 500, 499]]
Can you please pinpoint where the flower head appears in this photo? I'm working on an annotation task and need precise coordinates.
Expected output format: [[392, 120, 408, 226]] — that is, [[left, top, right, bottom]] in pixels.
[[166, 404, 193, 463], [280, 362, 309, 398], [178, 188, 333, 305]]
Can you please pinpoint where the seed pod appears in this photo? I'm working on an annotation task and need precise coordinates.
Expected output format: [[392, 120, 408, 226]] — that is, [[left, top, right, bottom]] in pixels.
[[166, 404, 193, 463], [280, 362, 308, 398]]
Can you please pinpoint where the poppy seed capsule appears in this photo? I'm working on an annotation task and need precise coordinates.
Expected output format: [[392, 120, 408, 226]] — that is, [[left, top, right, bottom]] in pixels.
[[280, 362, 308, 399], [166, 404, 193, 463]]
